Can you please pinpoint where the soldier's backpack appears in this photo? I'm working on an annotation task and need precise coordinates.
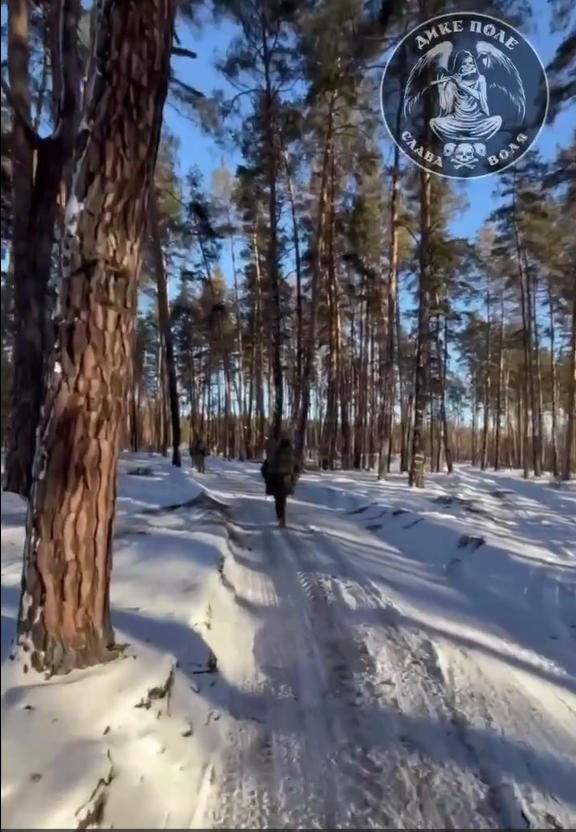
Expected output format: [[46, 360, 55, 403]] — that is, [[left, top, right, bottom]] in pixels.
[[270, 439, 295, 487]]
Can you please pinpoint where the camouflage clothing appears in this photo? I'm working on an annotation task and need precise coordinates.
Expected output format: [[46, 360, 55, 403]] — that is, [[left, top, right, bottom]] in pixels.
[[190, 437, 207, 473], [261, 437, 299, 526], [268, 438, 295, 480], [264, 435, 278, 463]]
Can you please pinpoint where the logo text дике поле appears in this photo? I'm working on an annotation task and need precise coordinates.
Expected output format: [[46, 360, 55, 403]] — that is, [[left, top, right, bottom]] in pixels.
[[380, 13, 549, 180]]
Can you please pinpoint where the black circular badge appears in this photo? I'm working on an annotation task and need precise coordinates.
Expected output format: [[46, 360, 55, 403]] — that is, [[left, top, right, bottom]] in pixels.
[[380, 12, 549, 179]]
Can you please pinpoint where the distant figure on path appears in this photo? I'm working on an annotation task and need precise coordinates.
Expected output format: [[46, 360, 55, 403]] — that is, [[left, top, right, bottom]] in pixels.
[[190, 435, 207, 473], [261, 434, 299, 528]]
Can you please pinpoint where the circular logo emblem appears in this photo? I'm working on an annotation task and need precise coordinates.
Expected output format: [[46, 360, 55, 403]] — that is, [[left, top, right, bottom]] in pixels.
[[380, 13, 549, 179]]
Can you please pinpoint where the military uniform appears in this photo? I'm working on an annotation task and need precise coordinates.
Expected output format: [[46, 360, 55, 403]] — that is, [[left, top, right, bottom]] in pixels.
[[190, 437, 207, 473], [261, 437, 299, 527]]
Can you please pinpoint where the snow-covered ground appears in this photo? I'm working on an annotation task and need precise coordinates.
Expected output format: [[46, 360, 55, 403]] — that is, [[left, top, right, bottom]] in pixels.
[[2, 454, 575, 829]]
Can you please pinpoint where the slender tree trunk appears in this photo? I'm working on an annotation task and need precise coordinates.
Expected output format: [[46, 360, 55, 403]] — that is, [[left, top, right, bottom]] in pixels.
[[18, 0, 175, 675], [524, 260, 542, 475], [282, 147, 304, 425], [4, 0, 79, 497], [397, 302, 409, 472], [563, 288, 576, 480], [481, 284, 491, 469], [149, 186, 181, 466], [229, 228, 246, 459], [512, 178, 538, 476], [529, 269, 544, 475], [379, 142, 400, 479], [261, 39, 283, 439], [471, 383, 478, 466], [409, 170, 432, 488], [441, 316, 453, 473], [547, 277, 559, 476], [296, 99, 334, 461], [252, 232, 266, 456], [338, 301, 351, 469], [493, 292, 505, 470]]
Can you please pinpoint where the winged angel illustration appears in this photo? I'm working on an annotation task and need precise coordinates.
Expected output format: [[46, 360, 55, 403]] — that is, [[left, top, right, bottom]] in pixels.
[[404, 41, 526, 169]]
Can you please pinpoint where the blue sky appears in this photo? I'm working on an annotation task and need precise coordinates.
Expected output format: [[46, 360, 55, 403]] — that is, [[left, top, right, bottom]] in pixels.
[[1, 5, 571, 292], [166, 7, 575, 263], [162, 8, 574, 418]]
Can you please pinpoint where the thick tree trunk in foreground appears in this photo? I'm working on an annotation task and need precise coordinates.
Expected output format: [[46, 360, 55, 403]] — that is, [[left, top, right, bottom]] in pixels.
[[18, 0, 176, 676]]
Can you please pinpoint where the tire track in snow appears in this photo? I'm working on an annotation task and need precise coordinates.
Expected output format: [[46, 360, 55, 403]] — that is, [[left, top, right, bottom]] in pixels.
[[199, 538, 299, 830], [271, 528, 397, 829], [205, 716, 279, 829], [309, 526, 576, 830], [287, 524, 573, 830], [204, 502, 498, 827], [196, 522, 338, 829], [191, 467, 573, 829], [276, 526, 502, 829], [432, 640, 576, 830]]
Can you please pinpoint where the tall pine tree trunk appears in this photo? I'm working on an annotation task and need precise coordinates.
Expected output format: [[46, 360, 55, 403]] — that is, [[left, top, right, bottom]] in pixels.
[[409, 170, 432, 488], [262, 46, 283, 439], [296, 101, 334, 461], [18, 0, 175, 675], [380, 142, 400, 479], [149, 185, 181, 466], [547, 277, 559, 476], [563, 288, 576, 480]]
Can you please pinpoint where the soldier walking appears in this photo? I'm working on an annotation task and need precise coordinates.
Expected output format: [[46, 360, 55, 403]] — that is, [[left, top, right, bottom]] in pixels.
[[190, 435, 207, 473], [261, 434, 299, 528]]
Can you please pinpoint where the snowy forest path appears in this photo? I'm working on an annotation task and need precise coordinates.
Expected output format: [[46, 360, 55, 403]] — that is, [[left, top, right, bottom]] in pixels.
[[188, 462, 576, 830]]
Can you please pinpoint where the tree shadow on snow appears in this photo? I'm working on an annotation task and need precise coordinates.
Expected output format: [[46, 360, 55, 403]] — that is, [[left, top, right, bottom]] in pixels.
[[1, 611, 17, 663], [115, 583, 576, 814], [252, 550, 576, 819], [111, 605, 284, 725], [315, 528, 576, 693], [3, 577, 575, 818], [0, 510, 28, 530]]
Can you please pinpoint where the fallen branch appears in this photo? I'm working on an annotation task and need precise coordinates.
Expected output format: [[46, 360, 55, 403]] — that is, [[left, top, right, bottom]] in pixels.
[[135, 663, 176, 713], [75, 752, 115, 830]]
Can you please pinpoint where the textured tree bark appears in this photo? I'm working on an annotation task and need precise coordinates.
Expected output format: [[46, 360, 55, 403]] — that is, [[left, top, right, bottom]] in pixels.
[[4, 0, 80, 498], [4, 137, 70, 497], [18, 0, 176, 675]]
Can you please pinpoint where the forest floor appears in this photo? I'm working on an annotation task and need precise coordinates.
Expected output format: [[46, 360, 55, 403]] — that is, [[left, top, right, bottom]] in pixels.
[[1, 453, 575, 829]]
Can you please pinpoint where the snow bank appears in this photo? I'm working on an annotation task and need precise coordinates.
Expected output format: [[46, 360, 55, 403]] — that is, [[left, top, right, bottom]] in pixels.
[[1, 453, 237, 829], [303, 464, 576, 688], [4, 455, 574, 828], [2, 644, 215, 829], [157, 459, 576, 829]]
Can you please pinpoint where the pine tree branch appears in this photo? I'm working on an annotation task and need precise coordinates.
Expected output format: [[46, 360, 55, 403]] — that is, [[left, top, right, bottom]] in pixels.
[[169, 74, 205, 99], [51, 0, 81, 145], [172, 46, 198, 59]]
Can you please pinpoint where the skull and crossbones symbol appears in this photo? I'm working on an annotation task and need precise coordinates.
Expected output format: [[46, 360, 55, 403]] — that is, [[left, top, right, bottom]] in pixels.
[[443, 142, 485, 170]]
